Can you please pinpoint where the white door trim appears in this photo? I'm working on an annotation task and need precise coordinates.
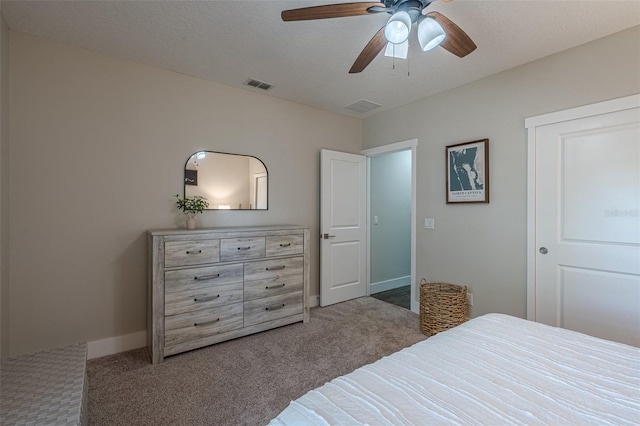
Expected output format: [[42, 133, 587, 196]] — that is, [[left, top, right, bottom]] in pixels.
[[524, 94, 640, 320], [525, 94, 640, 128], [361, 139, 418, 312]]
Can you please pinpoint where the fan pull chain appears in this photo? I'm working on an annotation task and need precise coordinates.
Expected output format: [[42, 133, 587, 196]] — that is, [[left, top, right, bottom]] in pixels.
[[392, 44, 396, 70]]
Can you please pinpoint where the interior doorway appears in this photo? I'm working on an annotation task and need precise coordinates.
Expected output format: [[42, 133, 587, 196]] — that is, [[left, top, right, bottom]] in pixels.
[[362, 140, 417, 312]]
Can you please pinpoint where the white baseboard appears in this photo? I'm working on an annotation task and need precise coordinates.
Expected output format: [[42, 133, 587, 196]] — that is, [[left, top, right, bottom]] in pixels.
[[370, 276, 411, 294], [89, 297, 321, 359], [87, 330, 147, 360]]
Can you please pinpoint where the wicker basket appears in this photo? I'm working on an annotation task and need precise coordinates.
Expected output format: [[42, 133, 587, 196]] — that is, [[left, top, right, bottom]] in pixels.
[[419, 279, 467, 337]]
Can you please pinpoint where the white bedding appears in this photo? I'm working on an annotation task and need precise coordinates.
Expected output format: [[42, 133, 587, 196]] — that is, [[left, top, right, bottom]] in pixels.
[[270, 313, 640, 425]]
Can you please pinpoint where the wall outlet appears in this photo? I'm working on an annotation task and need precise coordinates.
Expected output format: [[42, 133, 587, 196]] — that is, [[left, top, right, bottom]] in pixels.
[[466, 293, 473, 306]]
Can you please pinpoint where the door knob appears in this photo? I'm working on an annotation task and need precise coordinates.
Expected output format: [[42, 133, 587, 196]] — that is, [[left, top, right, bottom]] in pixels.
[[539, 247, 548, 254], [322, 233, 336, 239]]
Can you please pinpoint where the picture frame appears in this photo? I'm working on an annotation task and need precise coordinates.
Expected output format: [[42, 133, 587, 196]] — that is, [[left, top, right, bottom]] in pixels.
[[446, 139, 489, 204], [184, 169, 198, 186]]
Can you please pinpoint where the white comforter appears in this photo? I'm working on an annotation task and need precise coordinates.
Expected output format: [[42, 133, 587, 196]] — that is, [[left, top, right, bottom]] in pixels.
[[270, 313, 640, 425]]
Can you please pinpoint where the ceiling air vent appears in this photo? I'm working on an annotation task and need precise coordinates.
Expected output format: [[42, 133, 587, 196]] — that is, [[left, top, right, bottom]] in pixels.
[[244, 78, 274, 91], [345, 99, 381, 114]]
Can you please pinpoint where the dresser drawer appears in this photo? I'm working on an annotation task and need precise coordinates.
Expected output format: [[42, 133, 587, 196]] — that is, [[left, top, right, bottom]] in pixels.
[[165, 302, 243, 347], [165, 239, 220, 268], [244, 291, 303, 327], [265, 234, 304, 257], [165, 264, 243, 294], [244, 257, 303, 282], [220, 237, 266, 262], [244, 270, 303, 301], [165, 282, 243, 316]]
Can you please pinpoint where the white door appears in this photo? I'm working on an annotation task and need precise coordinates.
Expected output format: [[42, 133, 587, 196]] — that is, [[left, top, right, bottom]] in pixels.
[[255, 174, 267, 209], [531, 100, 640, 346], [320, 149, 367, 306]]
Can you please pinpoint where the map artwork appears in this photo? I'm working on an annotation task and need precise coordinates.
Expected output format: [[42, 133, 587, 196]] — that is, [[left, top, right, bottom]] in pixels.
[[446, 139, 489, 203]]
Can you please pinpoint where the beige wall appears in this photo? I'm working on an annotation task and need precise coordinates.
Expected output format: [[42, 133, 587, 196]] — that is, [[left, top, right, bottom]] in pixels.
[[363, 26, 640, 319], [7, 24, 639, 356], [8, 32, 361, 355], [0, 8, 9, 358]]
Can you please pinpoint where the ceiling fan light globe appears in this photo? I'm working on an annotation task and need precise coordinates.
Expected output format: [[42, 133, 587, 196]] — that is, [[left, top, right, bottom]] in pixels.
[[418, 17, 446, 51], [384, 11, 411, 44]]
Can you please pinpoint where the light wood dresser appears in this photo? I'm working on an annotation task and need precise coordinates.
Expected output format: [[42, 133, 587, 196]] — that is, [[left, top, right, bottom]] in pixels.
[[148, 225, 310, 364]]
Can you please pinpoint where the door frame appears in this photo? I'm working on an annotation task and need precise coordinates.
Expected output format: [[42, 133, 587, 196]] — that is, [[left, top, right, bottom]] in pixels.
[[361, 139, 418, 312], [524, 94, 640, 321]]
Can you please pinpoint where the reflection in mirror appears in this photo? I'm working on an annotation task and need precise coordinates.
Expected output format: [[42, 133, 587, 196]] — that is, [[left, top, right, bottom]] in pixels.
[[184, 151, 268, 210]]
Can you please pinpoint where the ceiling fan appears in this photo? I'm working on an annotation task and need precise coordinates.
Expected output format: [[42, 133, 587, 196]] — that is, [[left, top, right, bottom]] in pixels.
[[281, 0, 476, 73]]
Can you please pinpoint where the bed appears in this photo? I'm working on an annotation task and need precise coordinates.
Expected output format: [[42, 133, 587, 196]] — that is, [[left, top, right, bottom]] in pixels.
[[270, 313, 639, 425]]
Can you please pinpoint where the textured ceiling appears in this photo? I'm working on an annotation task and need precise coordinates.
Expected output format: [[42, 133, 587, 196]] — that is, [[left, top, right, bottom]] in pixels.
[[2, 0, 639, 118]]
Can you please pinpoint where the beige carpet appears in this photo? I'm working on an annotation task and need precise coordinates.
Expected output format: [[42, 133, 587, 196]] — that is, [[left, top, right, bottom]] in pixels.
[[87, 297, 426, 425]]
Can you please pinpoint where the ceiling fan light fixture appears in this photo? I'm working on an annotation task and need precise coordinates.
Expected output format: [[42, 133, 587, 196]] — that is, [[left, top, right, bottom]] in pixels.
[[384, 11, 411, 44], [418, 16, 446, 51], [384, 40, 408, 59]]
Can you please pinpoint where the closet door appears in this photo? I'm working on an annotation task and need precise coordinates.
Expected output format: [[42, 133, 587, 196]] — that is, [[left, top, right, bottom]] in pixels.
[[527, 97, 639, 346]]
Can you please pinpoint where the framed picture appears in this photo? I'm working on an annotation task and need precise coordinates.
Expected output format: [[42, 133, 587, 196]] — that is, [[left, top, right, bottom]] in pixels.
[[184, 169, 198, 186], [446, 139, 489, 204]]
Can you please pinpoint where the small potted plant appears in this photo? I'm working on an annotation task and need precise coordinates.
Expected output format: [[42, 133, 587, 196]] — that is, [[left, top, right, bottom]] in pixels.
[[174, 194, 209, 229]]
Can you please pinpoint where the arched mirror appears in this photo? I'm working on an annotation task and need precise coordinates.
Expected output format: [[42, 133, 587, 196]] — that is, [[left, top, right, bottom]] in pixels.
[[184, 151, 268, 210]]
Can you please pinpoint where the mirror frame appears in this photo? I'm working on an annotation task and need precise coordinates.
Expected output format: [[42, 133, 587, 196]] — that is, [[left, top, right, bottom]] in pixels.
[[184, 150, 269, 210]]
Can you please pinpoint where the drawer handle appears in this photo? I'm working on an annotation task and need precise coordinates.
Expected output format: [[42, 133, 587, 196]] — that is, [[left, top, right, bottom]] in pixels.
[[279, 243, 291, 247], [266, 265, 286, 271], [186, 250, 202, 255], [265, 283, 286, 290], [237, 246, 251, 251], [194, 273, 220, 281], [194, 294, 220, 302], [194, 318, 220, 327], [265, 304, 285, 311]]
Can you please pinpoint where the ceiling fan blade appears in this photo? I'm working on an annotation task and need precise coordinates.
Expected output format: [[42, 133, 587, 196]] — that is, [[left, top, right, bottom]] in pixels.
[[282, 2, 385, 21], [349, 26, 387, 74], [426, 11, 476, 57]]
